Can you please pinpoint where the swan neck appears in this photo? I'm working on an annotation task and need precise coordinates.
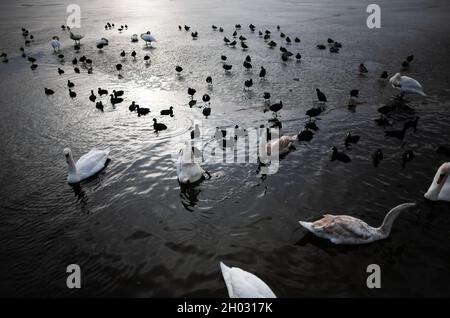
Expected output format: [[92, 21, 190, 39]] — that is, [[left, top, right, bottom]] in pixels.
[[67, 155, 77, 175], [377, 208, 402, 237]]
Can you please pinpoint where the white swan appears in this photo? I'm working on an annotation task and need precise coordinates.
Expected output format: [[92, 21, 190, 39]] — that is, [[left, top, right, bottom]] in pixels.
[[424, 162, 450, 202], [259, 135, 295, 164], [96, 37, 109, 48], [389, 73, 426, 97], [140, 31, 156, 45], [220, 262, 277, 298], [176, 145, 209, 184], [64, 148, 110, 184], [299, 202, 417, 244], [69, 32, 84, 45], [51, 36, 60, 52]]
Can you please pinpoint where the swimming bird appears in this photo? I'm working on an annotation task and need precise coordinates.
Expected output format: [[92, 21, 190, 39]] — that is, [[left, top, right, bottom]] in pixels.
[[188, 87, 196, 98], [202, 106, 211, 118], [345, 133, 360, 148], [350, 89, 359, 98], [224, 37, 230, 44], [140, 31, 156, 46], [95, 101, 104, 111], [188, 100, 197, 108], [219, 27, 224, 32], [63, 148, 110, 184], [389, 73, 425, 98], [206, 76, 212, 86], [131, 51, 137, 59], [69, 32, 84, 45], [327, 38, 334, 44], [153, 118, 167, 132], [295, 53, 301, 60], [401, 150, 414, 168], [44, 88, 54, 95], [89, 90, 96, 103], [295, 37, 300, 43], [176, 145, 210, 184], [249, 24, 255, 31], [306, 106, 323, 118], [184, 25, 190, 31], [244, 78, 253, 90], [212, 25, 218, 30], [316, 88, 327, 102], [221, 55, 227, 62], [299, 203, 416, 244], [259, 135, 295, 163], [67, 80, 75, 88], [120, 50, 126, 59], [136, 105, 150, 117], [144, 55, 150, 63], [223, 64, 232, 72], [269, 101, 283, 117], [160, 106, 174, 116], [131, 34, 138, 42], [229, 40, 237, 47], [175, 65, 183, 74], [424, 162, 450, 202], [220, 262, 276, 298], [202, 94, 211, 105], [372, 149, 384, 167], [241, 42, 248, 50], [128, 101, 138, 112], [191, 31, 198, 39], [259, 66, 266, 79], [359, 63, 368, 74], [263, 92, 271, 102], [27, 56, 36, 63], [268, 41, 277, 48], [96, 38, 109, 50], [316, 44, 326, 50], [110, 94, 123, 106], [113, 90, 124, 98], [379, 71, 389, 81], [385, 126, 407, 141], [235, 24, 241, 29], [69, 89, 77, 98], [116, 64, 123, 77], [51, 36, 60, 52], [329, 146, 351, 163], [98, 88, 108, 96], [404, 116, 420, 132]]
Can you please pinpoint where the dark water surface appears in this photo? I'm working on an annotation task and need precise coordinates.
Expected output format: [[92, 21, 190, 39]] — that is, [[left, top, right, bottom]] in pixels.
[[1, 0, 450, 297]]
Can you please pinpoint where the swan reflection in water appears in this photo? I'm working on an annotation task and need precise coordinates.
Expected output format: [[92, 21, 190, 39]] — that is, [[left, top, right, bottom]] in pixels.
[[179, 181, 203, 212]]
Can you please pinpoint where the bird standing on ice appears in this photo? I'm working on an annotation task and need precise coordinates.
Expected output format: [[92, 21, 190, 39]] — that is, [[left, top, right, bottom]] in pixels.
[[141, 31, 156, 46], [299, 202, 417, 244], [389, 73, 425, 98], [64, 148, 110, 184], [51, 36, 60, 52], [220, 262, 276, 298]]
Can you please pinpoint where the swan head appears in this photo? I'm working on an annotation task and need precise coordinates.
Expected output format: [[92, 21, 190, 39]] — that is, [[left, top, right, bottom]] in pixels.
[[389, 72, 402, 85], [63, 148, 73, 163], [424, 162, 450, 201]]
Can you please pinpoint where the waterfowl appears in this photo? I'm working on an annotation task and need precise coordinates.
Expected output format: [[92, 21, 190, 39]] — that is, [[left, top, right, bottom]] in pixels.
[[69, 89, 77, 98], [89, 90, 96, 103], [136, 105, 150, 117], [299, 203, 416, 244], [223, 64, 232, 72], [306, 106, 323, 118], [329, 146, 351, 163], [232, 30, 237, 37], [113, 90, 124, 97], [297, 130, 314, 142], [51, 36, 60, 52], [350, 89, 359, 98], [220, 262, 276, 298], [144, 55, 150, 63], [259, 135, 295, 163], [57, 67, 64, 76], [44, 88, 54, 95], [295, 53, 301, 60], [184, 25, 190, 31], [206, 76, 213, 86], [305, 121, 319, 131], [424, 162, 450, 202], [263, 92, 271, 102], [202, 106, 211, 118], [58, 54, 65, 61], [244, 78, 253, 90], [131, 34, 138, 42], [188, 100, 197, 108], [229, 40, 237, 47], [224, 37, 230, 44], [67, 80, 75, 88], [27, 56, 36, 63], [202, 94, 211, 105], [30, 64, 38, 70], [176, 145, 210, 184], [379, 71, 389, 81], [191, 31, 198, 39], [131, 51, 137, 59], [219, 27, 224, 32], [221, 55, 227, 61], [128, 101, 138, 112], [96, 38, 109, 49], [95, 101, 104, 111], [188, 87, 196, 98], [160, 106, 174, 116], [259, 66, 266, 79], [345, 133, 360, 148], [372, 149, 384, 167], [268, 41, 277, 48], [316, 44, 326, 50], [235, 24, 241, 29], [286, 36, 291, 44], [69, 32, 84, 45], [359, 63, 368, 74], [249, 24, 255, 31], [98, 88, 108, 96], [175, 65, 183, 74], [140, 31, 156, 45], [329, 46, 339, 53], [385, 127, 407, 141], [316, 88, 327, 102], [295, 37, 300, 43], [153, 118, 167, 132], [64, 148, 109, 184], [389, 73, 425, 97], [212, 25, 218, 30], [401, 150, 414, 168], [110, 94, 123, 106], [404, 116, 420, 132], [269, 101, 283, 117], [241, 42, 248, 50]]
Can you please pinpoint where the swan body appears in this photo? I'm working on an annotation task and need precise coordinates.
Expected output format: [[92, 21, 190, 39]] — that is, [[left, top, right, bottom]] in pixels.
[[220, 262, 276, 298], [69, 32, 84, 44], [424, 162, 450, 202], [176, 145, 206, 184], [64, 148, 110, 184], [96, 38, 109, 47], [51, 36, 60, 51], [299, 203, 416, 244], [140, 32, 156, 45], [259, 135, 295, 164], [389, 73, 425, 96]]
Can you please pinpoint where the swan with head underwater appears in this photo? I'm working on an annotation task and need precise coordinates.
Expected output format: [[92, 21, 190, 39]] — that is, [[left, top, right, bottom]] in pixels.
[[299, 202, 417, 244], [176, 143, 211, 184], [220, 262, 276, 298], [64, 148, 110, 184], [258, 132, 296, 164], [389, 72, 426, 98], [424, 162, 450, 202]]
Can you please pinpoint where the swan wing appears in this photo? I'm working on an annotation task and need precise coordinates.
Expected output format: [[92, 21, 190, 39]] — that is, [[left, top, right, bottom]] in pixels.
[[400, 76, 425, 95], [75, 148, 109, 180], [220, 262, 276, 298], [438, 177, 450, 202], [176, 151, 204, 183]]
